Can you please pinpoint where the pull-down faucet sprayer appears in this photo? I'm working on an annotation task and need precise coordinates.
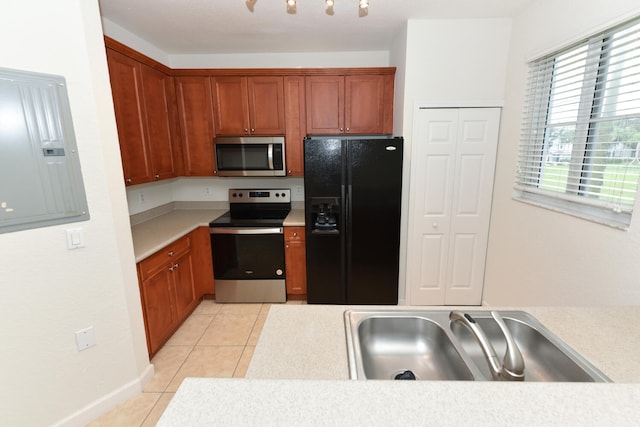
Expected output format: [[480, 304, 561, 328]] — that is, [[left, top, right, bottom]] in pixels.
[[449, 311, 525, 381]]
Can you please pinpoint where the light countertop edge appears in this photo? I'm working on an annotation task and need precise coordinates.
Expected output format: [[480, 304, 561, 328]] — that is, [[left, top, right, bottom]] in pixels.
[[157, 304, 640, 426]]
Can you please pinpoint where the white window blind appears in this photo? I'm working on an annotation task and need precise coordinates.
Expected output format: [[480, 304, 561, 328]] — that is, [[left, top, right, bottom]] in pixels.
[[515, 17, 640, 229]]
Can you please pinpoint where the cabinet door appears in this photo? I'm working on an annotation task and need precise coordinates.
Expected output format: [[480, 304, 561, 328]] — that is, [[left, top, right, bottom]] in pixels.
[[106, 49, 152, 185], [284, 76, 306, 176], [345, 75, 389, 134], [285, 227, 307, 296], [140, 64, 180, 180], [211, 76, 249, 135], [140, 267, 177, 355], [172, 251, 197, 320], [191, 226, 215, 297], [305, 76, 344, 135], [175, 77, 216, 175], [248, 76, 285, 135]]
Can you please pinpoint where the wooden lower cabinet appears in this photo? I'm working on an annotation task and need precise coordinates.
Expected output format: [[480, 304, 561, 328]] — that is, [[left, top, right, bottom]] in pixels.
[[137, 228, 211, 357], [284, 227, 307, 299]]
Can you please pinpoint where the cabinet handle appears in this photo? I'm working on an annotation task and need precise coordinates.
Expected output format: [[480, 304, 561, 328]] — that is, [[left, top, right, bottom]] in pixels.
[[169, 266, 174, 271], [244, 128, 249, 133], [168, 251, 174, 257], [126, 178, 132, 183], [346, 127, 350, 132], [155, 174, 160, 179], [251, 128, 255, 133], [174, 263, 179, 269], [339, 128, 344, 132], [293, 232, 297, 237]]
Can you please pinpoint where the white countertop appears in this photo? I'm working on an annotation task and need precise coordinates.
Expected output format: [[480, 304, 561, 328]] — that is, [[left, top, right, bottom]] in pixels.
[[158, 304, 640, 426]]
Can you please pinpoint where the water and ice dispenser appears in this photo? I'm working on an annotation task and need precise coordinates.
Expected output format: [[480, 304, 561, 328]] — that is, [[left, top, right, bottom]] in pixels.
[[309, 197, 339, 233]]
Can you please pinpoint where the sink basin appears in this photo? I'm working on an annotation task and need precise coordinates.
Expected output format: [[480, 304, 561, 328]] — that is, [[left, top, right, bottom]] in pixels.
[[357, 316, 474, 380], [449, 312, 609, 382], [345, 310, 610, 382]]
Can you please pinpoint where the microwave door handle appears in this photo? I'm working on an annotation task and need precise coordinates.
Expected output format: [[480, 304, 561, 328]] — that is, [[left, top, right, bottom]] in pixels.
[[268, 144, 274, 170]]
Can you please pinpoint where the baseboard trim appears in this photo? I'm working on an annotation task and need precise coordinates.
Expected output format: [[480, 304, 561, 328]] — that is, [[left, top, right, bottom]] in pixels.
[[52, 363, 155, 427]]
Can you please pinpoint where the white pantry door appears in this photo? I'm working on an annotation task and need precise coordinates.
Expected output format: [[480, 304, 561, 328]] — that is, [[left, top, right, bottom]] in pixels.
[[407, 108, 500, 305]]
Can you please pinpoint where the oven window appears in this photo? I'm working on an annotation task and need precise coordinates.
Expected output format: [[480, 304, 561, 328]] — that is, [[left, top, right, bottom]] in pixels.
[[216, 144, 270, 170], [211, 233, 285, 279]]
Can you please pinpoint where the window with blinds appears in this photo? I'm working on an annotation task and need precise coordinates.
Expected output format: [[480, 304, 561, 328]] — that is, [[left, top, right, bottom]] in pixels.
[[515, 17, 640, 229]]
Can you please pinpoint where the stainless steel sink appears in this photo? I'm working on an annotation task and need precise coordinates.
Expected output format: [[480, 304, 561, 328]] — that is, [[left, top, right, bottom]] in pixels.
[[356, 316, 474, 380], [345, 310, 610, 382]]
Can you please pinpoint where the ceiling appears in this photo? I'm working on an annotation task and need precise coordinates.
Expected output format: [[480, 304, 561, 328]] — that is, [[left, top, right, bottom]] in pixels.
[[98, 0, 534, 55]]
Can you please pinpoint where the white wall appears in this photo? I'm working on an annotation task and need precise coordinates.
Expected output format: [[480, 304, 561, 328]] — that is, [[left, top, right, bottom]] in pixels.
[[0, 1, 151, 425], [484, 0, 640, 306], [102, 17, 390, 69], [396, 19, 512, 304]]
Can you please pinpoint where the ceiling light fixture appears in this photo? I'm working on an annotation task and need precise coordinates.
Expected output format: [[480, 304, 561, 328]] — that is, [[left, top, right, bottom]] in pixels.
[[287, 0, 297, 14], [325, 0, 334, 16], [245, 0, 368, 17], [359, 0, 369, 17]]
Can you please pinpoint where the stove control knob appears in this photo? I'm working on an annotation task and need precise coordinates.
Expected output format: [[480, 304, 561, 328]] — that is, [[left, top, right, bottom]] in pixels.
[[232, 193, 237, 198], [276, 269, 283, 276], [275, 193, 280, 197]]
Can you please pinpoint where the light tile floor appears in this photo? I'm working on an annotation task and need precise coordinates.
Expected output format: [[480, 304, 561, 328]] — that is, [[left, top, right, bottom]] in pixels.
[[88, 300, 302, 426]]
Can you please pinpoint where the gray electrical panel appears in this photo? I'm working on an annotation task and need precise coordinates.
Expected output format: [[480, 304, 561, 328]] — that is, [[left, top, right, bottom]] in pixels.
[[0, 67, 89, 234]]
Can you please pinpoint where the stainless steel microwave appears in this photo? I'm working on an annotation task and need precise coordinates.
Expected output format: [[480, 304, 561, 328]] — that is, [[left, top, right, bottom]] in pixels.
[[215, 136, 286, 177]]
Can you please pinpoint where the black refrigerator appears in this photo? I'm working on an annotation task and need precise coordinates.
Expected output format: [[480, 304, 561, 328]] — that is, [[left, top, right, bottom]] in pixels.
[[304, 135, 403, 304]]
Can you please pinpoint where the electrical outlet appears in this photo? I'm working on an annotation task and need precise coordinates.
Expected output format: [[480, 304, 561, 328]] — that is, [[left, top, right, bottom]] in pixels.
[[205, 186, 212, 196], [138, 193, 145, 204], [75, 326, 96, 351]]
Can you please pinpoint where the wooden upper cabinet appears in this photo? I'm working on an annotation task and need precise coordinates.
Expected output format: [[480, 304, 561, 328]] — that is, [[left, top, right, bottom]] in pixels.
[[306, 74, 394, 135], [305, 75, 345, 135], [106, 48, 182, 185], [106, 49, 153, 185], [345, 74, 393, 134], [212, 76, 285, 135], [175, 77, 217, 176], [284, 76, 306, 176], [140, 64, 182, 180]]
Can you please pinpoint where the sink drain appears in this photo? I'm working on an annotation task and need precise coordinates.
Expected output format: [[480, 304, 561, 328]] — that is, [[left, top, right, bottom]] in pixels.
[[393, 370, 417, 380]]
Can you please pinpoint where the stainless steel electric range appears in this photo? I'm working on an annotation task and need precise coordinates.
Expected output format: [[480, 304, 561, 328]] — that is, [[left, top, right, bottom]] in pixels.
[[209, 189, 291, 303]]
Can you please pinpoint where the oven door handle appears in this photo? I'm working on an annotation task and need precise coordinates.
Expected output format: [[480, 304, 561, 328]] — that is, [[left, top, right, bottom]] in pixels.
[[210, 227, 283, 235]]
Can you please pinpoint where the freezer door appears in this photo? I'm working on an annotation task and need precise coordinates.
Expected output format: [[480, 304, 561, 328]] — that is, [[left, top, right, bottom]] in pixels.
[[346, 137, 403, 304], [304, 137, 346, 304]]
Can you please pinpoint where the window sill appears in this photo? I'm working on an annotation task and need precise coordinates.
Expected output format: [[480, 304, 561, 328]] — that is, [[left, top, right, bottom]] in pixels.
[[512, 190, 631, 230]]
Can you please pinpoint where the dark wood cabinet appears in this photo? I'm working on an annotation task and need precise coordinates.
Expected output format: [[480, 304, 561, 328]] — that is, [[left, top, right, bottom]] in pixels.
[[106, 49, 152, 185], [191, 226, 215, 297], [305, 75, 344, 135], [140, 65, 183, 180], [284, 227, 307, 298], [106, 48, 181, 185], [175, 77, 217, 176], [212, 76, 285, 136], [306, 74, 393, 135], [137, 232, 199, 357], [284, 76, 306, 176]]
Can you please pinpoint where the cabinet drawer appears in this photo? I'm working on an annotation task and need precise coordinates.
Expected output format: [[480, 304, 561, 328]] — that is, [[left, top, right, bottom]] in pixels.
[[138, 234, 191, 279], [284, 227, 305, 242]]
